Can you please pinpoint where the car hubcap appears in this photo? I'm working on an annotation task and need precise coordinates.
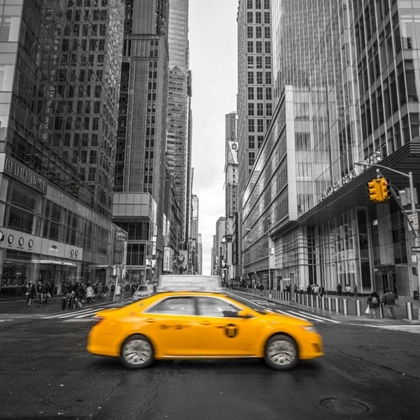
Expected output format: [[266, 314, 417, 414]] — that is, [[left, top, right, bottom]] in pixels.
[[267, 340, 296, 366], [123, 339, 152, 365]]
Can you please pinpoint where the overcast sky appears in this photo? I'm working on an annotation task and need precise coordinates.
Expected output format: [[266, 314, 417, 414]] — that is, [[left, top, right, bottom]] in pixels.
[[189, 1, 238, 275]]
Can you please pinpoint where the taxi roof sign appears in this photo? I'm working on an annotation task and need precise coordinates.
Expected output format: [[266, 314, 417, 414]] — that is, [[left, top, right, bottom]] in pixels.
[[157, 275, 222, 293]]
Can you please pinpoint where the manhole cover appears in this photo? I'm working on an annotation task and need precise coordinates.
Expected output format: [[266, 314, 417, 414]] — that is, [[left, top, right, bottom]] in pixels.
[[320, 398, 370, 415]]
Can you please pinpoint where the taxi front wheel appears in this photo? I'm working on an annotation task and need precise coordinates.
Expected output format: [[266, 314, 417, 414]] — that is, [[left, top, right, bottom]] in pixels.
[[120, 334, 154, 369], [264, 334, 298, 370]]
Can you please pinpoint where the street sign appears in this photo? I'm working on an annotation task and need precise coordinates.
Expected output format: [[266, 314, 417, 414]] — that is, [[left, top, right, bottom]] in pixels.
[[412, 247, 420, 253], [408, 213, 419, 230]]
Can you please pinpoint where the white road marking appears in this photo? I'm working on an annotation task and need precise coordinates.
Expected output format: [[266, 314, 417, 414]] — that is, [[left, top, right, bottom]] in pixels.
[[0, 319, 13, 322], [63, 318, 96, 323], [362, 324, 420, 334], [295, 310, 341, 324], [287, 310, 326, 323], [275, 309, 309, 322], [42, 307, 106, 319]]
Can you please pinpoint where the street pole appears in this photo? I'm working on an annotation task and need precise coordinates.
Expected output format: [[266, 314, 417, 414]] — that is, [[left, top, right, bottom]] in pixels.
[[267, 218, 272, 298]]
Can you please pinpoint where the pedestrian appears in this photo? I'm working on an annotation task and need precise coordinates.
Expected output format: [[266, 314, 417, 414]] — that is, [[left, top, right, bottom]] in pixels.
[[37, 281, 43, 302], [115, 283, 121, 298], [43, 280, 50, 304], [131, 283, 137, 295], [298, 283, 304, 295], [382, 289, 397, 319], [345, 284, 351, 298], [75, 284, 85, 308], [97, 282, 103, 300], [312, 284, 319, 296], [337, 283, 342, 296], [367, 291, 381, 319], [307, 284, 312, 295], [353, 283, 358, 298], [86, 284, 94, 304], [319, 285, 324, 297], [25, 282, 36, 307], [259, 283, 264, 296], [110, 282, 115, 300]]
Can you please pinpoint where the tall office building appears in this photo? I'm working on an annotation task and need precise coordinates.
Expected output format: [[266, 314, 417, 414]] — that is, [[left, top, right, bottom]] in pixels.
[[113, 0, 169, 284], [237, 0, 274, 201], [243, 0, 420, 299], [0, 0, 125, 294], [167, 0, 191, 248], [237, 0, 274, 282]]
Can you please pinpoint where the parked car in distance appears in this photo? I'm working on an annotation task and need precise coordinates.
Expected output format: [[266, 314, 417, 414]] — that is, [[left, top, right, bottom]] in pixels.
[[132, 284, 154, 301]]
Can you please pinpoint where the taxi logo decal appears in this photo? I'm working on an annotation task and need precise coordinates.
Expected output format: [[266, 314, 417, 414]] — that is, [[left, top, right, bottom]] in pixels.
[[224, 324, 238, 338]]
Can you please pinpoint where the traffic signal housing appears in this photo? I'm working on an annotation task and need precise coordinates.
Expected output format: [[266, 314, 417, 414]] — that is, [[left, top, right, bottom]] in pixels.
[[367, 179, 382, 202], [380, 178, 391, 201]]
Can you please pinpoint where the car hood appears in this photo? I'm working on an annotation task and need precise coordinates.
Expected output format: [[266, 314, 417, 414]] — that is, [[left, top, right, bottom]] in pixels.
[[260, 311, 313, 327]]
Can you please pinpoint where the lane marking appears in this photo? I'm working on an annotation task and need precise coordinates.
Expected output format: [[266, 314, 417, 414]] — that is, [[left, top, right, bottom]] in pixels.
[[0, 319, 13, 322], [275, 309, 308, 322], [63, 319, 96, 323]]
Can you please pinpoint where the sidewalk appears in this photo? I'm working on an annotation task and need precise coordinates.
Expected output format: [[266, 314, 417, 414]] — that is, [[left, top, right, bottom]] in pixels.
[[236, 288, 420, 324], [0, 291, 132, 316]]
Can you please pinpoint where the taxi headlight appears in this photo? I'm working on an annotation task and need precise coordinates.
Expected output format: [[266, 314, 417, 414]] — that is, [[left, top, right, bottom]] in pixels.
[[302, 325, 318, 334]]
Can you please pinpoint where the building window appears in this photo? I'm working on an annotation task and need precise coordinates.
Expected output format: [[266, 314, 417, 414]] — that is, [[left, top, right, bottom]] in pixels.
[[248, 119, 255, 132], [247, 11, 253, 23], [248, 87, 254, 99], [266, 87, 272, 100], [248, 135, 255, 148], [256, 0, 261, 9], [264, 0, 270, 9], [256, 56, 262, 68], [264, 12, 270, 23], [257, 103, 263, 115], [266, 103, 272, 116], [256, 27, 262, 38], [257, 87, 263, 99], [248, 103, 254, 116], [265, 56, 271, 68], [256, 12, 261, 23], [247, 27, 253, 38], [257, 72, 263, 84], [249, 152, 255, 166], [265, 72, 272, 84], [248, 56, 254, 68], [256, 41, 262, 53], [257, 119, 264, 132], [264, 27, 270, 38], [265, 41, 271, 53], [247, 41, 253, 53], [248, 72, 254, 84], [258, 135, 264, 148], [247, 0, 253, 8]]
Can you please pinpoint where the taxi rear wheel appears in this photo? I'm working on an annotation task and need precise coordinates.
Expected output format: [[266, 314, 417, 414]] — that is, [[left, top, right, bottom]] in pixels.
[[120, 335, 154, 369], [264, 334, 298, 370]]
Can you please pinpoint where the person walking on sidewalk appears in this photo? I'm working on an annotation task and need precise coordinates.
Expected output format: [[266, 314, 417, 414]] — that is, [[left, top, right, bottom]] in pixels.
[[353, 283, 358, 298], [337, 283, 342, 296], [345, 284, 351, 298], [367, 291, 381, 319], [382, 289, 397, 319], [25, 282, 36, 307]]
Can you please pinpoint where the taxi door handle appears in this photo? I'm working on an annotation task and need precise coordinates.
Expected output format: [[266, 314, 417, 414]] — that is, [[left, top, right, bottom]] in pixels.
[[201, 321, 211, 326], [145, 318, 155, 323]]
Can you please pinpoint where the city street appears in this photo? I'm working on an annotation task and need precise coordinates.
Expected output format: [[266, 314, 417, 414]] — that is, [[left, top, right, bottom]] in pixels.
[[0, 294, 420, 419]]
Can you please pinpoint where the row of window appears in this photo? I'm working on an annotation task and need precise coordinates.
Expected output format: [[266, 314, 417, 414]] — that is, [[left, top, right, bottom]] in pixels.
[[248, 102, 272, 116], [247, 11, 270, 24], [247, 71, 272, 84], [247, 40, 271, 54], [247, 26, 271, 39], [247, 55, 271, 68], [248, 118, 271, 133], [248, 135, 265, 149], [248, 86, 272, 100], [68, 0, 109, 7], [247, 0, 270, 10]]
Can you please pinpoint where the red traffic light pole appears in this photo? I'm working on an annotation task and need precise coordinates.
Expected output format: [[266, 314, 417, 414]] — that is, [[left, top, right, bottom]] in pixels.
[[356, 162, 420, 295]]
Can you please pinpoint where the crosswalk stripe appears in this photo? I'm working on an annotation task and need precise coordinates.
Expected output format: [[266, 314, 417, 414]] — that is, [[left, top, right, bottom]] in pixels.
[[295, 310, 341, 324], [275, 309, 309, 322], [42, 307, 106, 319], [287, 310, 326, 323]]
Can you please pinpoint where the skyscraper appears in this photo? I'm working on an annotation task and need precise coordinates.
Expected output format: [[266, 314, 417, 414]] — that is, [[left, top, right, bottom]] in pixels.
[[113, 0, 169, 284], [167, 0, 191, 248], [243, 0, 420, 299], [0, 0, 125, 294]]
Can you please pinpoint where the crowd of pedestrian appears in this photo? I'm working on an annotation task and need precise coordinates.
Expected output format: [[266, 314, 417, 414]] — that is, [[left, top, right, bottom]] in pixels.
[[25, 280, 52, 307]]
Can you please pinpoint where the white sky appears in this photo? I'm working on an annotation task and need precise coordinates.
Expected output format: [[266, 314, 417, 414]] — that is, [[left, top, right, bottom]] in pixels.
[[189, 1, 238, 275]]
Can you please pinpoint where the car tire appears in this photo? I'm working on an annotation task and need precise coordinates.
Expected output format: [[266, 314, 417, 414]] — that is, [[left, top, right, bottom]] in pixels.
[[120, 334, 154, 369], [264, 334, 298, 370]]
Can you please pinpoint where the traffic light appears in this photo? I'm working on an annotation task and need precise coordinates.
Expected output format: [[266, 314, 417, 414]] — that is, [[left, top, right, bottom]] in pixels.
[[367, 179, 382, 202], [380, 178, 391, 201]]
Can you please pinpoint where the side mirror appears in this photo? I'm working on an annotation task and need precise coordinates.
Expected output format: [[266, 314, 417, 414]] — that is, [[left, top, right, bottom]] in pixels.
[[237, 310, 253, 319]]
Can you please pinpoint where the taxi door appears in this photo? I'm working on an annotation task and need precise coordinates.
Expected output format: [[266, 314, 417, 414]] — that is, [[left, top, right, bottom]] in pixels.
[[141, 296, 200, 356], [195, 296, 260, 356]]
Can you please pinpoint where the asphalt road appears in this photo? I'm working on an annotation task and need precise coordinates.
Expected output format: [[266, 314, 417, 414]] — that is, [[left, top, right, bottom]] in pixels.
[[0, 293, 419, 420]]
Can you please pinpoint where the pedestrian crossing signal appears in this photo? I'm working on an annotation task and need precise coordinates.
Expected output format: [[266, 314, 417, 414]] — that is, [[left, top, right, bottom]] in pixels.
[[367, 179, 382, 202], [380, 178, 391, 200]]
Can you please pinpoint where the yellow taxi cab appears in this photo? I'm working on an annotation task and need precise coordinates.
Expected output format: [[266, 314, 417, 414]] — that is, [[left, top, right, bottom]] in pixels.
[[87, 275, 323, 370]]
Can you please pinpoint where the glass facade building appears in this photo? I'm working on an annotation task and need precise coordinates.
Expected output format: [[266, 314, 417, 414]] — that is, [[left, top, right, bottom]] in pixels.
[[243, 0, 420, 298], [0, 0, 125, 296]]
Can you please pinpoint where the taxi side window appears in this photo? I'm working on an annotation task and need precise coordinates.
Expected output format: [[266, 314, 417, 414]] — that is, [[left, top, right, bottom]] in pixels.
[[198, 297, 241, 318], [146, 297, 195, 315]]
